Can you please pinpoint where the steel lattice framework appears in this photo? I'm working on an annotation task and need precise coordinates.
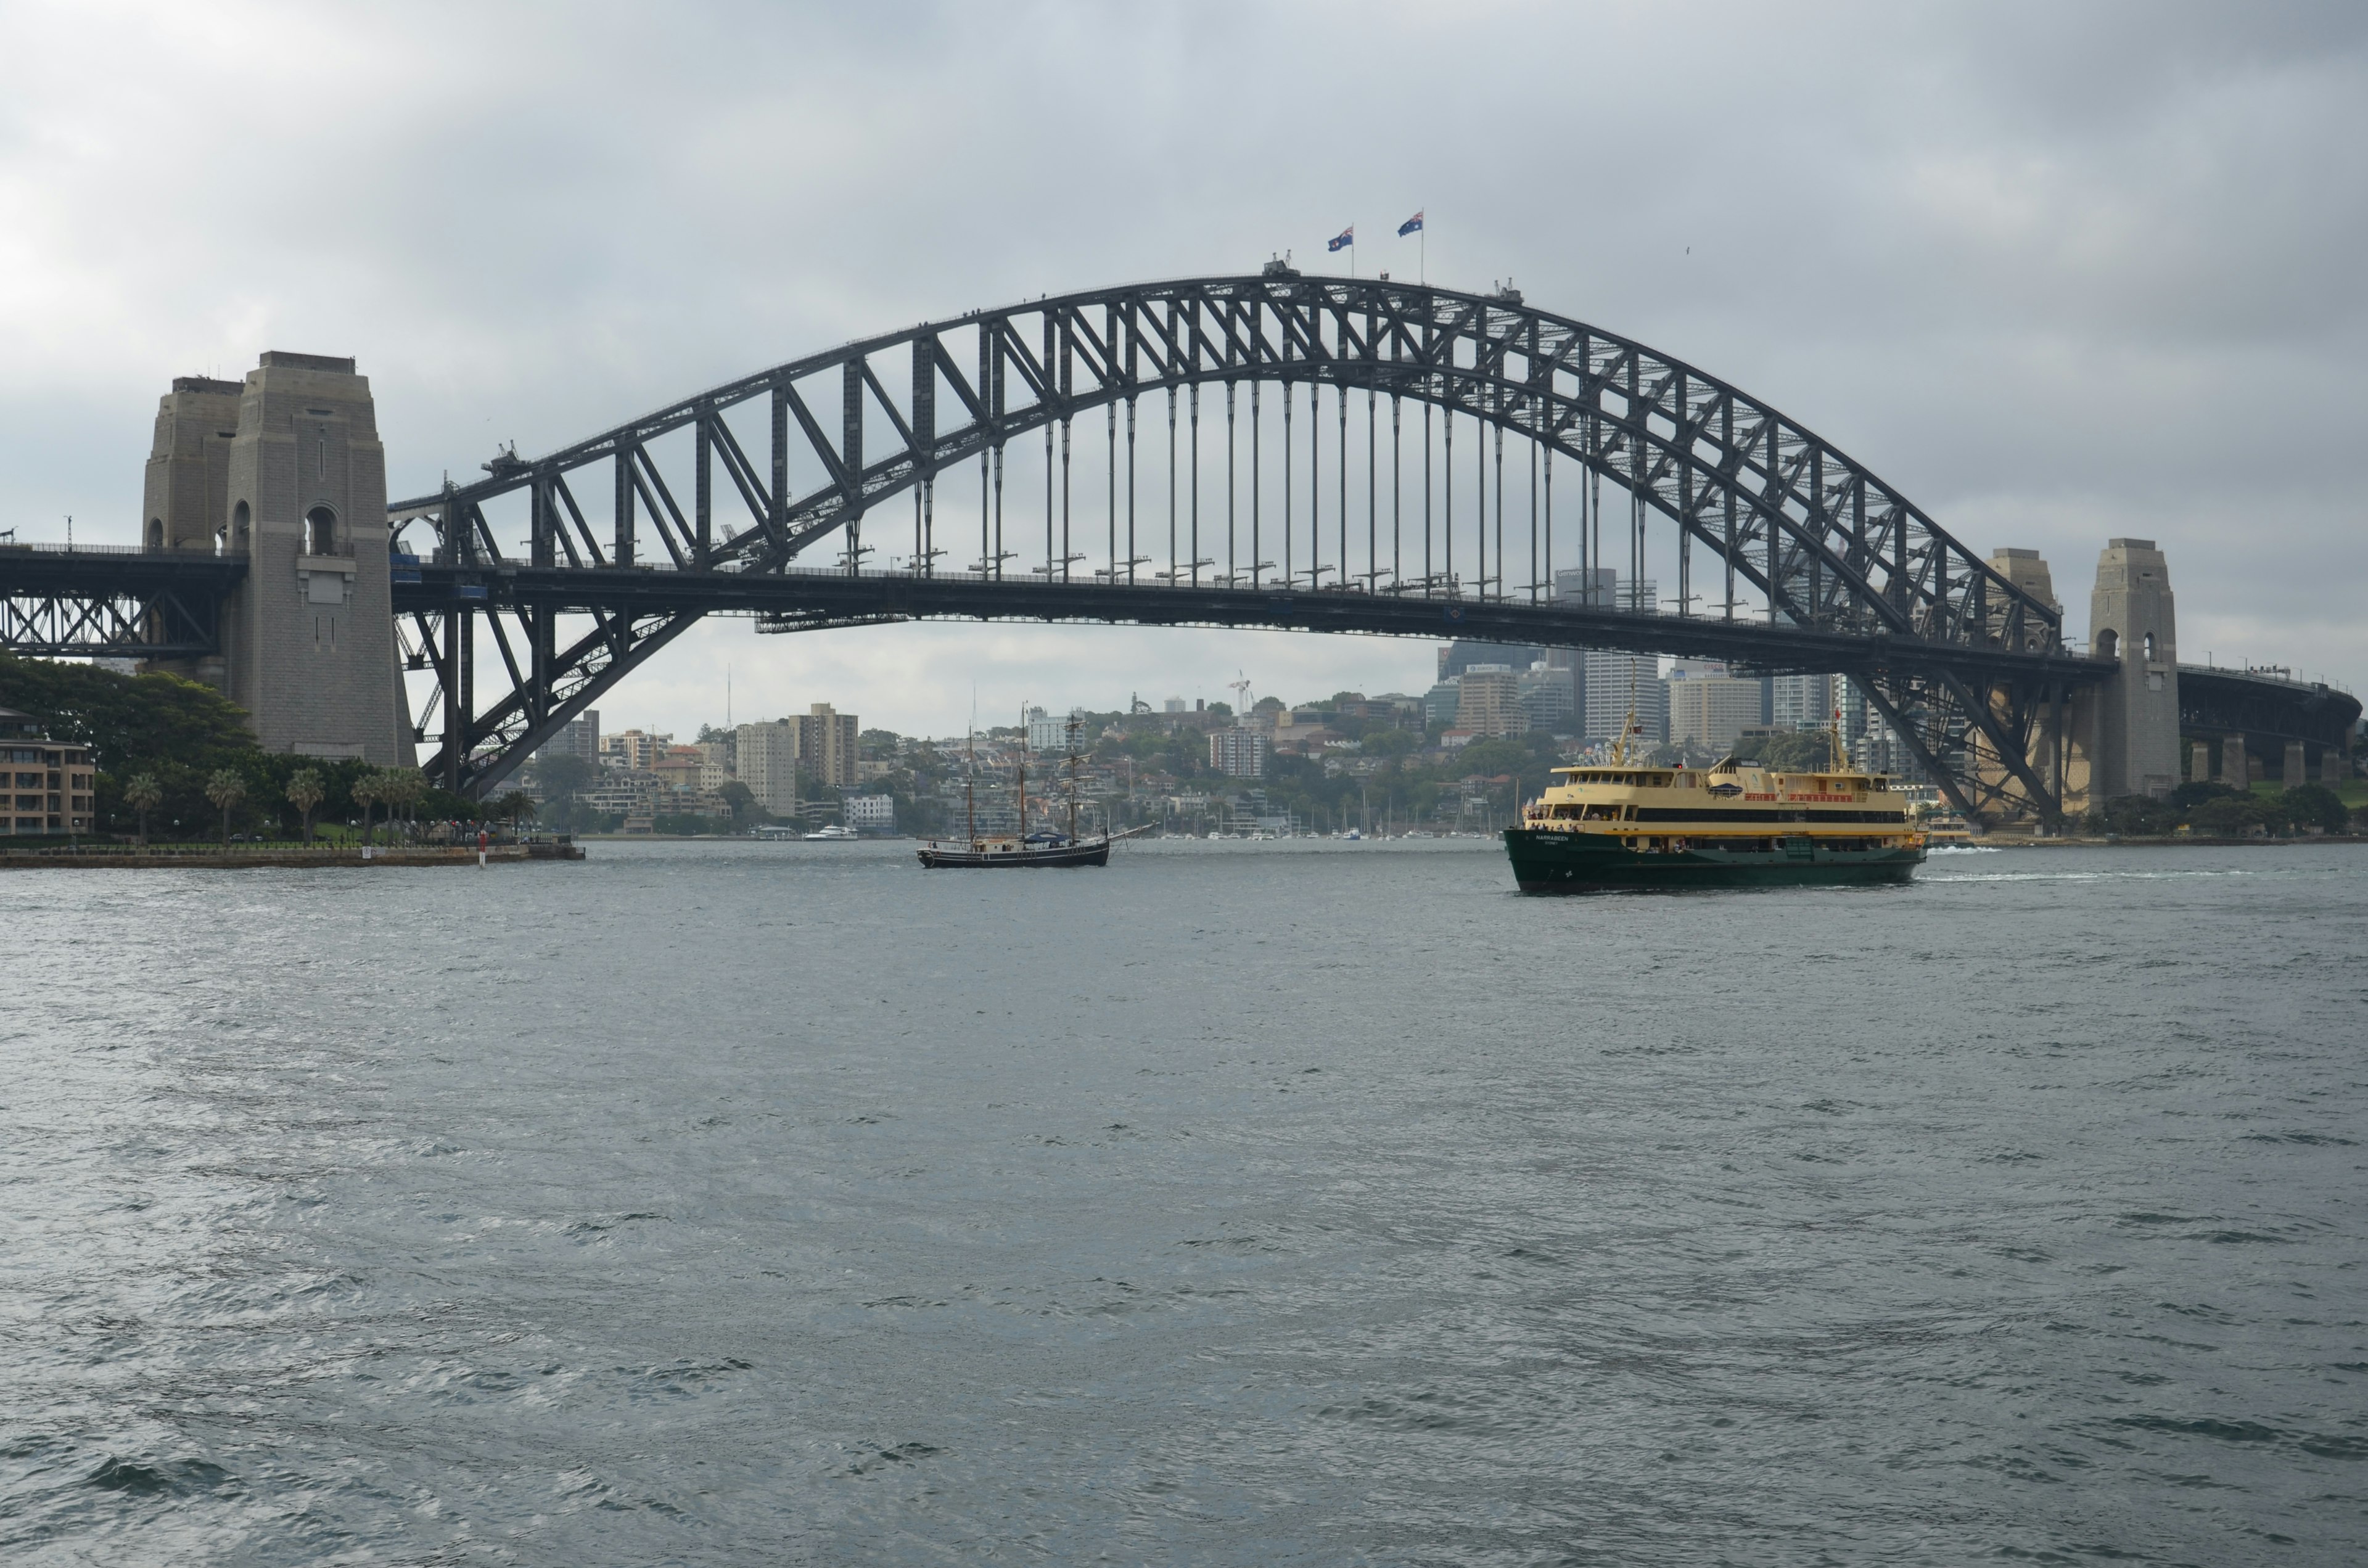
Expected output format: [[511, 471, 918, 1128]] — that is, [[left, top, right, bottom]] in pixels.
[[392, 269, 2099, 810], [0, 545, 240, 658]]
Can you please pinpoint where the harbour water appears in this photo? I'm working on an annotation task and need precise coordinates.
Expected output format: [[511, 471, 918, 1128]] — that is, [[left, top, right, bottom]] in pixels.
[[4, 839, 2363, 1564]]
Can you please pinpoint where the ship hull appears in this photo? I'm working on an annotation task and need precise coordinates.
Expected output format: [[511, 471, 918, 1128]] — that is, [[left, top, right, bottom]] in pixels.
[[916, 839, 1111, 869], [1503, 827, 1922, 893]]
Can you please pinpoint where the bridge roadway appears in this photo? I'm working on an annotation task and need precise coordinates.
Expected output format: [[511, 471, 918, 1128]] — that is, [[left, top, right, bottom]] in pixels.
[[395, 558, 2102, 688], [0, 543, 2351, 792]]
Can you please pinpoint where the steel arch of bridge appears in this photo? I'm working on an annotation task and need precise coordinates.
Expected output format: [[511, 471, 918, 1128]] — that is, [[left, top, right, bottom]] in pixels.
[[391, 269, 2088, 813]]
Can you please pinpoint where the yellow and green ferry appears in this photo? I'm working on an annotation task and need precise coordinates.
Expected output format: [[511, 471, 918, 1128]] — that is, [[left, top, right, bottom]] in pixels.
[[1502, 744, 1927, 893]]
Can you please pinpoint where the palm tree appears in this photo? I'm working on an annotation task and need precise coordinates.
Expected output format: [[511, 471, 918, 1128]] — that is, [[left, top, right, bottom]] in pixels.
[[123, 773, 162, 846], [203, 770, 247, 847], [490, 790, 535, 837], [382, 770, 424, 844], [286, 768, 324, 845], [350, 772, 380, 847]]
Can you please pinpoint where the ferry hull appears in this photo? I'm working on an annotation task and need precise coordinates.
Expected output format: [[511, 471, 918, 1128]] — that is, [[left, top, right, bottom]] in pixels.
[[1502, 828, 1922, 893]]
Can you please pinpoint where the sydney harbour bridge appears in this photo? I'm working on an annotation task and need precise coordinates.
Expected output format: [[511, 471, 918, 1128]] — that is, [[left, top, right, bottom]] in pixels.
[[1, 266, 2355, 821]]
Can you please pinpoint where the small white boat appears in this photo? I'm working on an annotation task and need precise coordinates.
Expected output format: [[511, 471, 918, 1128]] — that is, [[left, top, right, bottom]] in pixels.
[[802, 824, 858, 842]]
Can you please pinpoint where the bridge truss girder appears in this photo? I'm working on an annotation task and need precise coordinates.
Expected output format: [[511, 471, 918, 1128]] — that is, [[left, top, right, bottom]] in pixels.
[[0, 551, 242, 659], [389, 273, 2079, 816]]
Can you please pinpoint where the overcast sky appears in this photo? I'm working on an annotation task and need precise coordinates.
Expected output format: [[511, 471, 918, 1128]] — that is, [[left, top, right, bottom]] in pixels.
[[3, 1, 2361, 736]]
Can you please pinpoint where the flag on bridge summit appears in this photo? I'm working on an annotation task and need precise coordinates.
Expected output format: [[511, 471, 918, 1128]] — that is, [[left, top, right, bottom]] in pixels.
[[1397, 211, 1424, 236], [1326, 226, 1354, 252]]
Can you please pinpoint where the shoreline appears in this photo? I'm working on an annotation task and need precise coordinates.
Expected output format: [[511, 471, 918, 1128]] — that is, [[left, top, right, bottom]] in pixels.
[[0, 844, 583, 870]]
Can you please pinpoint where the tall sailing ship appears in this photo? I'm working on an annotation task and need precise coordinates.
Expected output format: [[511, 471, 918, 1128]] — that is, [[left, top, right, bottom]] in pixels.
[[917, 712, 1116, 869], [1502, 715, 1926, 892]]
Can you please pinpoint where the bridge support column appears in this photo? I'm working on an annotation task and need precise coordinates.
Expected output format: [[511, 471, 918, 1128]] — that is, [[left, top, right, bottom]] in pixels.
[[2219, 733, 2248, 789], [2190, 739, 2211, 784], [2088, 538, 2179, 800], [2326, 748, 2352, 787], [214, 353, 408, 766], [2285, 740, 2309, 789]]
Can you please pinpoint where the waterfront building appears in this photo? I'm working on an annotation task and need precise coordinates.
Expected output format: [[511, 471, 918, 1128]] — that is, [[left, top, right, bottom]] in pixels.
[[734, 720, 800, 817], [1552, 566, 1618, 607], [603, 728, 669, 771], [844, 794, 895, 832], [0, 708, 96, 835], [1582, 649, 1665, 743], [1456, 667, 1527, 738], [1665, 662, 1764, 753], [1423, 679, 1462, 732], [1438, 639, 1544, 682], [1772, 674, 1833, 732], [1518, 662, 1576, 731], [1208, 728, 1270, 779], [540, 710, 599, 764], [1027, 707, 1086, 754], [795, 704, 860, 788]]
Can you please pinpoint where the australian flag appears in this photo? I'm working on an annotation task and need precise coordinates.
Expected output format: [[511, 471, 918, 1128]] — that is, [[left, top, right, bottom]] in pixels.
[[1326, 226, 1354, 252], [1397, 211, 1424, 237]]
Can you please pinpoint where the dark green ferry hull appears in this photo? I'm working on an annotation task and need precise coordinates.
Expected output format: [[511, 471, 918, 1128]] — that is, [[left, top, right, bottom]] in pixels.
[[1502, 827, 1924, 893]]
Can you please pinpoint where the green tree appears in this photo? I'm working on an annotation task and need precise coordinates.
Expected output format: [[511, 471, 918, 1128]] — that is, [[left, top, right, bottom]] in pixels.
[[384, 769, 424, 842], [489, 789, 536, 835], [716, 778, 759, 829], [2100, 794, 2179, 836], [2190, 794, 2267, 837], [203, 769, 247, 846], [286, 768, 324, 845], [123, 772, 162, 845], [2280, 783, 2350, 834]]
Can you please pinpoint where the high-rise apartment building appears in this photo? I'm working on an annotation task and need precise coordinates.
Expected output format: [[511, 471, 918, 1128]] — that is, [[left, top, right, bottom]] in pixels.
[[1455, 666, 1527, 737], [1517, 662, 1576, 731], [1772, 674, 1833, 732], [1665, 662, 1764, 753], [603, 729, 669, 771], [795, 704, 859, 788], [1208, 728, 1269, 779], [1583, 650, 1665, 743], [540, 710, 599, 764], [735, 720, 800, 817]]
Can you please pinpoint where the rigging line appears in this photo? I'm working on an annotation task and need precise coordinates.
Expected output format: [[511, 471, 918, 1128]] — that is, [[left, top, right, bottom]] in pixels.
[[1045, 415, 1054, 581], [1107, 402, 1116, 581], [1529, 433, 1538, 605], [1126, 394, 1137, 585], [1444, 402, 1453, 596]]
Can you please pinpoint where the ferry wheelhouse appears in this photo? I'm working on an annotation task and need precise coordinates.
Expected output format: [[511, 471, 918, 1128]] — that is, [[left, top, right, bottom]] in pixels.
[[1502, 751, 1926, 893]]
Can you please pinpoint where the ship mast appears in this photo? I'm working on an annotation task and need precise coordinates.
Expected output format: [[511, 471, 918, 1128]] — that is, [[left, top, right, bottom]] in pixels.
[[965, 726, 976, 843], [1065, 712, 1082, 842], [1015, 704, 1027, 838]]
